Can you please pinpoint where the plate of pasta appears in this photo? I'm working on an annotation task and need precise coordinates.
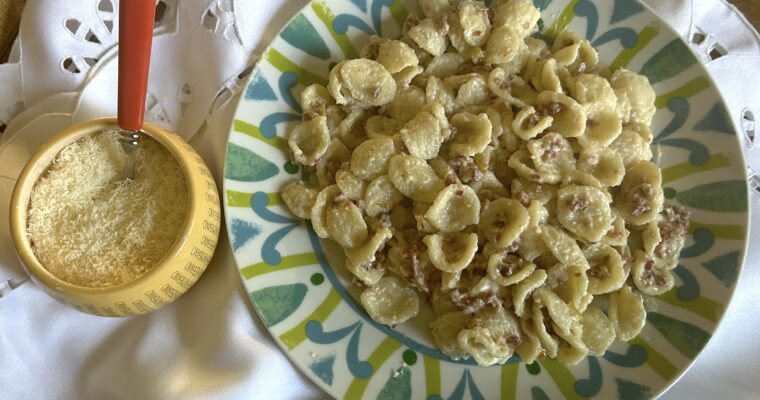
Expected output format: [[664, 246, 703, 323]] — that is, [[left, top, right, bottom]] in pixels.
[[222, 0, 749, 398]]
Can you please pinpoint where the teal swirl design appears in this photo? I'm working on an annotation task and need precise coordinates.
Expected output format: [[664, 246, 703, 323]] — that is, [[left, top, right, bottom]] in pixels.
[[694, 102, 734, 134], [250, 191, 300, 265], [603, 345, 647, 367], [230, 218, 262, 252], [377, 366, 412, 399], [224, 143, 278, 181], [335, 13, 375, 34], [250, 284, 309, 326], [616, 378, 651, 400], [280, 14, 332, 60], [703, 250, 742, 287], [574, 0, 638, 49], [309, 354, 336, 385], [448, 370, 485, 400], [574, 357, 602, 397], [673, 265, 700, 301], [640, 39, 697, 84], [306, 321, 374, 378]]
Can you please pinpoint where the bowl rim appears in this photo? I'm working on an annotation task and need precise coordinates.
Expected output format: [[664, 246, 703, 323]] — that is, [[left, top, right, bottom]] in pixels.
[[8, 117, 199, 295]]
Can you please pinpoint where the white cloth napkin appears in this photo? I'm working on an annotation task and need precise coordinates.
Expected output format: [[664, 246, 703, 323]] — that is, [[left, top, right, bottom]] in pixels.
[[0, 0, 758, 399]]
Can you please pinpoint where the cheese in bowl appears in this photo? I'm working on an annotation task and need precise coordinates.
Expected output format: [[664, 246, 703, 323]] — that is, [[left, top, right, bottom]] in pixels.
[[27, 130, 188, 288], [10, 118, 221, 316]]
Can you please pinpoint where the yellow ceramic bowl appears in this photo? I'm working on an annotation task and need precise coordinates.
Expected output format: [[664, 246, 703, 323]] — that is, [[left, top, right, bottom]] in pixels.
[[9, 118, 221, 317]]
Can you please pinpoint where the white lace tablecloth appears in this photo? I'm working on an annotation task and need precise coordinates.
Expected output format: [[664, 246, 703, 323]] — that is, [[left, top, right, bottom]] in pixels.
[[0, 1, 758, 399]]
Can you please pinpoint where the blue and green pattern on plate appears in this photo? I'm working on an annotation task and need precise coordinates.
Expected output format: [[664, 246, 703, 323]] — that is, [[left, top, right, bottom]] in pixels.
[[223, 0, 749, 398]]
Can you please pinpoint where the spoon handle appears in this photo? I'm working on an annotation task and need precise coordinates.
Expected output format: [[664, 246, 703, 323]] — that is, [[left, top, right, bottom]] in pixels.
[[117, 0, 156, 132]]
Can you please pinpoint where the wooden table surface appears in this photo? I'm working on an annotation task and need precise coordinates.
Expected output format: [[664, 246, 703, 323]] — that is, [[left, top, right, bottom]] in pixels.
[[0, 0, 25, 61], [0, 0, 757, 61], [732, 0, 760, 30]]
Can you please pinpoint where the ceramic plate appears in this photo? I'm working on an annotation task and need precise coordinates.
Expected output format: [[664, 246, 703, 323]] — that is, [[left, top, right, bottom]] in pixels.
[[222, 0, 749, 398]]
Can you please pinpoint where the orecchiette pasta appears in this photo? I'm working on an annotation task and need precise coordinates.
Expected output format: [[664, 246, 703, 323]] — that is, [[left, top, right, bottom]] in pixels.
[[350, 136, 397, 180], [608, 285, 646, 340], [512, 106, 553, 140], [584, 243, 627, 295], [281, 0, 690, 368], [527, 132, 576, 184], [458, 307, 522, 365], [425, 184, 481, 231], [455, 1, 491, 48], [516, 319, 542, 364], [485, 26, 526, 68], [336, 109, 371, 149], [281, 182, 319, 219], [365, 115, 403, 138], [431, 312, 472, 359], [479, 198, 529, 248], [448, 112, 492, 157], [395, 64, 424, 88], [631, 249, 675, 295], [329, 59, 397, 107], [556, 185, 613, 242], [335, 168, 367, 201], [540, 225, 590, 270], [552, 31, 599, 75], [388, 154, 445, 202], [531, 302, 559, 358], [616, 160, 664, 225], [487, 252, 535, 286], [610, 125, 654, 168], [300, 84, 334, 117], [530, 58, 568, 94], [360, 277, 420, 324], [287, 116, 330, 166], [425, 232, 479, 272], [490, 68, 537, 107], [409, 17, 448, 55], [513, 269, 547, 318], [389, 86, 426, 122], [536, 91, 587, 138], [310, 185, 341, 239], [453, 74, 490, 110], [610, 68, 657, 126], [401, 102, 449, 159], [577, 147, 625, 186], [316, 139, 351, 186], [364, 175, 404, 217], [419, 0, 451, 19], [581, 306, 616, 356], [325, 196, 368, 248], [376, 39, 419, 74]]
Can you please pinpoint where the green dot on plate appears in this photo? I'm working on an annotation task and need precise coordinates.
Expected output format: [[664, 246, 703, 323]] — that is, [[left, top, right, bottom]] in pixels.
[[526, 361, 540, 375], [310, 273, 324, 285], [537, 18, 544, 30], [402, 349, 417, 365], [283, 161, 300, 174], [664, 187, 677, 199]]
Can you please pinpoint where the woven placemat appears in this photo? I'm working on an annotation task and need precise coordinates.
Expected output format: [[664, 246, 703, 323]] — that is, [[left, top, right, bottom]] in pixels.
[[733, 0, 760, 32], [0, 0, 25, 62]]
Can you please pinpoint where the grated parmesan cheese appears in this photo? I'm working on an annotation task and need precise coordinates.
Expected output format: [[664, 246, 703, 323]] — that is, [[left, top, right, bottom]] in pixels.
[[26, 131, 189, 288]]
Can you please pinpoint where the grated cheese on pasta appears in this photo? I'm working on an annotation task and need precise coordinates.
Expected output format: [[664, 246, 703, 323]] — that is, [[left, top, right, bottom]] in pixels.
[[281, 0, 692, 367], [27, 131, 188, 288]]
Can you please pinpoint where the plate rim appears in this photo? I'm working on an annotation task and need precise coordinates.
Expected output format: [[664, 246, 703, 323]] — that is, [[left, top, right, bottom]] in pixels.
[[221, 0, 752, 398]]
